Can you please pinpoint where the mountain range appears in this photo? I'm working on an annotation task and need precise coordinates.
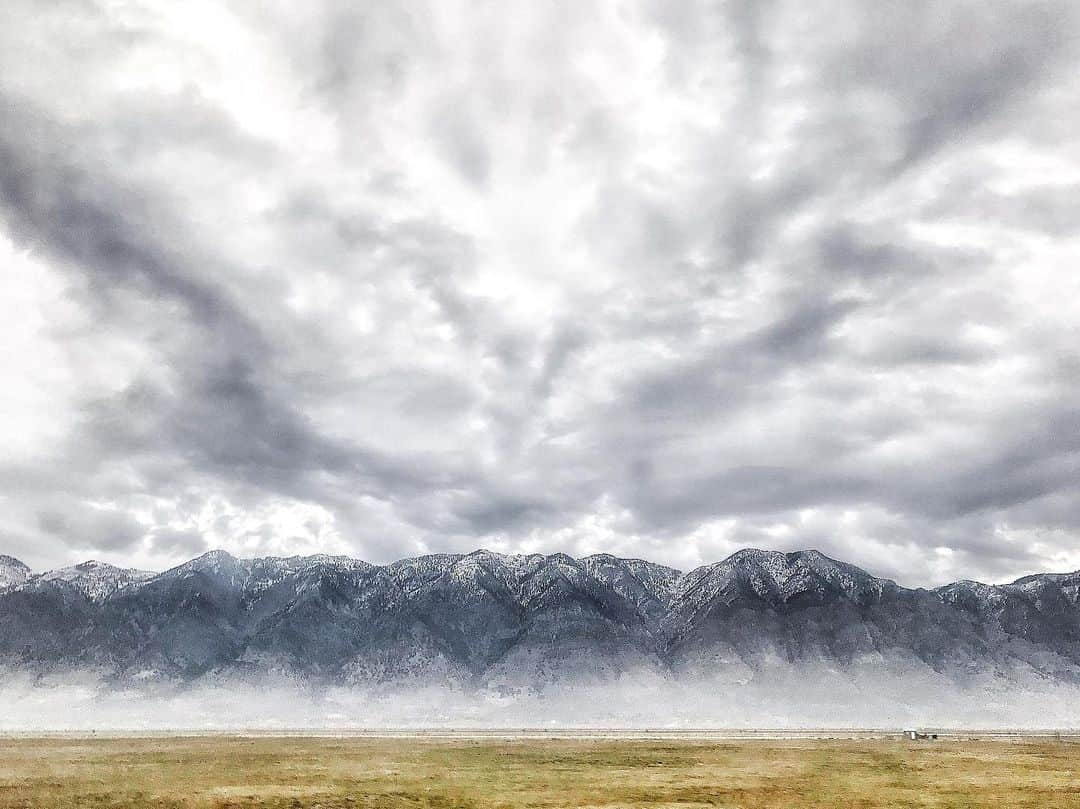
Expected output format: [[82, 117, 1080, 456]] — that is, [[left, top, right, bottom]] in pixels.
[[2, 548, 1080, 686]]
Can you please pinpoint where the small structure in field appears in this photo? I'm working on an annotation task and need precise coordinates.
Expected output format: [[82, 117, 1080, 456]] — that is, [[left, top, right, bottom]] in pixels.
[[904, 730, 938, 740]]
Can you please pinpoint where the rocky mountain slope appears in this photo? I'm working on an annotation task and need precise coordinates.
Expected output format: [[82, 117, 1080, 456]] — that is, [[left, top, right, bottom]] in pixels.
[[2, 548, 1079, 685]]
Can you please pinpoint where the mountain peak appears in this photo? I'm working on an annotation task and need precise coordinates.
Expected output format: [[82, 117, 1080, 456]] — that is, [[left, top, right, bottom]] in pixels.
[[74, 559, 113, 571], [675, 547, 887, 608], [722, 547, 839, 567], [193, 548, 237, 564], [37, 560, 154, 602], [157, 549, 254, 593], [0, 555, 31, 591], [546, 551, 580, 567], [172, 548, 243, 573]]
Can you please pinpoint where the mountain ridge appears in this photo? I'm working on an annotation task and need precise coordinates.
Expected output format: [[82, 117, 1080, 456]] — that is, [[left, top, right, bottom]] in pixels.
[[3, 547, 1080, 686], [9, 546, 1072, 591]]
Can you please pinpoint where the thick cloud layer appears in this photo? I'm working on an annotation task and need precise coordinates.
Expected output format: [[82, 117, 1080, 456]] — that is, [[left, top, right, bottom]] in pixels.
[[1, 1, 1079, 585]]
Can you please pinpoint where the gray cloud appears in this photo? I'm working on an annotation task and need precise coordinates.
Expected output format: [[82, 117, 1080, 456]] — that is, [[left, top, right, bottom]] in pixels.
[[0, 0, 1078, 585]]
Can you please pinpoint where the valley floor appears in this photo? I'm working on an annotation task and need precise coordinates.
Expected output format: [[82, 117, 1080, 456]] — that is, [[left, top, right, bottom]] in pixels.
[[0, 734, 1077, 807]]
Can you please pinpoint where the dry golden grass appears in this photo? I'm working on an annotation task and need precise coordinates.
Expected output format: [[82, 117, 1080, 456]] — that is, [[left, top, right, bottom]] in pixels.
[[0, 735, 1077, 808]]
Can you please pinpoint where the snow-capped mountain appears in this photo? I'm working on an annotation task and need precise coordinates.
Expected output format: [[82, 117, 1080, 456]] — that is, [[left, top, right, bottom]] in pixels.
[[2, 547, 1080, 685], [35, 560, 154, 603]]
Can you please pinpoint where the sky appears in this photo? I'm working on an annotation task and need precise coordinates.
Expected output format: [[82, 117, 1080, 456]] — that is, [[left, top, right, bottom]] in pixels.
[[1, 0, 1078, 586]]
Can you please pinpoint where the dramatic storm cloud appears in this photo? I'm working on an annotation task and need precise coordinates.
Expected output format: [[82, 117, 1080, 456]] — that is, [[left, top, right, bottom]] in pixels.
[[2, 1, 1078, 585]]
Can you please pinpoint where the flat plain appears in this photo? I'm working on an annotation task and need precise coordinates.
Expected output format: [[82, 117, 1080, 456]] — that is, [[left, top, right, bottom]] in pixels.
[[0, 735, 1077, 808]]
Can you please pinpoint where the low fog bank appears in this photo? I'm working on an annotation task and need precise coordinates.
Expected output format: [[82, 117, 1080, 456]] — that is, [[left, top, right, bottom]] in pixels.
[[3, 664, 1080, 731]]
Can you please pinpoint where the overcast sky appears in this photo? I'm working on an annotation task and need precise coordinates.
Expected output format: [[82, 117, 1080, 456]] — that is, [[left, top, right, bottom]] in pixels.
[[2, 1, 1079, 585]]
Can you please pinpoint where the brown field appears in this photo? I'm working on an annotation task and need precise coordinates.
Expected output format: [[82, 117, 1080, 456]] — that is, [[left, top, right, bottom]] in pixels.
[[0, 735, 1077, 808]]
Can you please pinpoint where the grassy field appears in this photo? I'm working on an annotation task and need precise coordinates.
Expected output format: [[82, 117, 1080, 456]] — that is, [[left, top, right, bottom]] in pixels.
[[0, 735, 1077, 808]]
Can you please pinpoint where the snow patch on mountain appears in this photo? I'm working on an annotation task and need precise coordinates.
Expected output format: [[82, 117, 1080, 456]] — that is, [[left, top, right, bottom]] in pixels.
[[0, 555, 31, 591]]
